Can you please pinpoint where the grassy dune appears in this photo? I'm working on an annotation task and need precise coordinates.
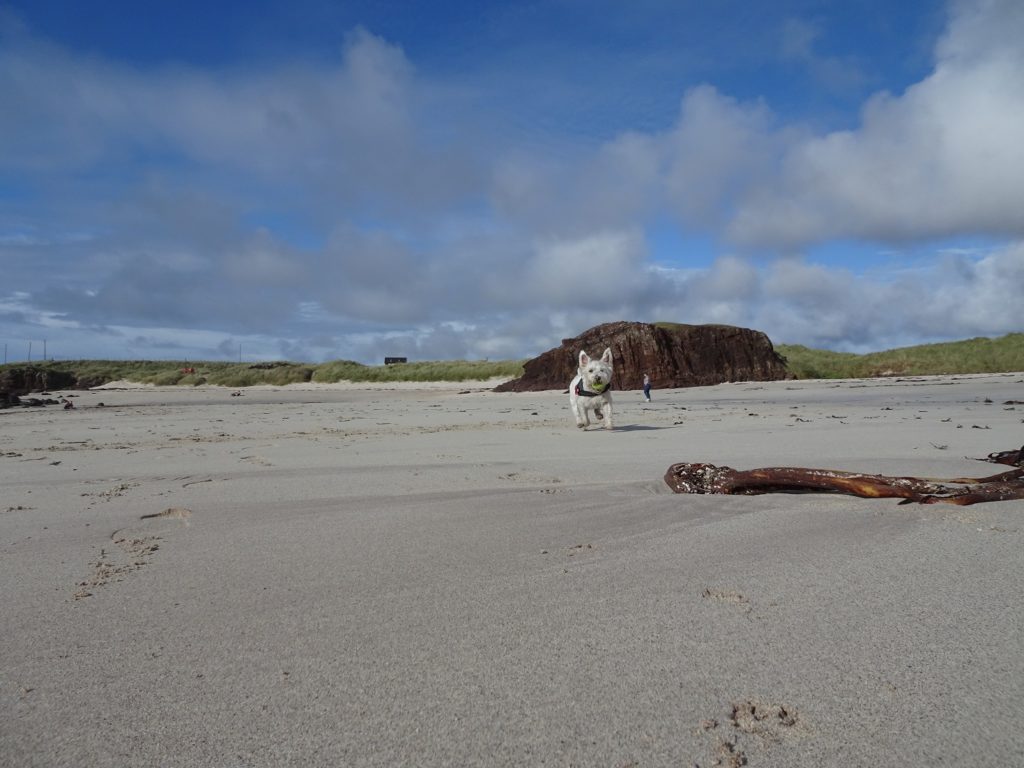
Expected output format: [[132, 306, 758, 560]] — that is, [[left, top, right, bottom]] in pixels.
[[3, 333, 1023, 387], [1, 358, 525, 388], [776, 333, 1024, 379]]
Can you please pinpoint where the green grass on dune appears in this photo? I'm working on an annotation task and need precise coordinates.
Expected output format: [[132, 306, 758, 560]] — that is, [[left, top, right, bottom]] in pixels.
[[28, 360, 318, 388], [0, 358, 525, 387], [312, 359, 525, 383], [772, 346, 866, 379], [776, 333, 1024, 379]]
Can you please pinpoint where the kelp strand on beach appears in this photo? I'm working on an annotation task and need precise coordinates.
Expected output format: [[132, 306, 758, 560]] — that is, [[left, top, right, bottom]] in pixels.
[[664, 446, 1024, 506]]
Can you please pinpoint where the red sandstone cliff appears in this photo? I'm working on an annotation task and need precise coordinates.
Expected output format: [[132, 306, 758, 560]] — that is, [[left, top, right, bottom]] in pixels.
[[494, 321, 789, 392]]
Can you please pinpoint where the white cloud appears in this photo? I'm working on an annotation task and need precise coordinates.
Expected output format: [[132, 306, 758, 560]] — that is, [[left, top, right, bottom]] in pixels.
[[0, 23, 480, 217], [727, 0, 1024, 247], [694, 242, 1024, 351], [896, 241, 1024, 338], [525, 230, 651, 307], [662, 85, 780, 231]]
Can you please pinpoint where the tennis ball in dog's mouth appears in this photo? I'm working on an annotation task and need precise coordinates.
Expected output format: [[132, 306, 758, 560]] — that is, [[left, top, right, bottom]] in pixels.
[[592, 382, 605, 392]]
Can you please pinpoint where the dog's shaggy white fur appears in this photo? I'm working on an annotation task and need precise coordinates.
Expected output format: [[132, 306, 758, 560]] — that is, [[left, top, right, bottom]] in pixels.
[[570, 348, 613, 429]]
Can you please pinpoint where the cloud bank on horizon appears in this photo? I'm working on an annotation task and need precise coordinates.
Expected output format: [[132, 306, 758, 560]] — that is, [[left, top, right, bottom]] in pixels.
[[1, 0, 1023, 364]]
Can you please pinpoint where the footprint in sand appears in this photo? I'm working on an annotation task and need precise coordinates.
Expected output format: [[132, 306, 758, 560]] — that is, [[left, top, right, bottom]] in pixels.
[[696, 700, 805, 767], [139, 507, 192, 521], [73, 507, 191, 600], [80, 481, 140, 508], [701, 587, 752, 616], [239, 454, 274, 466]]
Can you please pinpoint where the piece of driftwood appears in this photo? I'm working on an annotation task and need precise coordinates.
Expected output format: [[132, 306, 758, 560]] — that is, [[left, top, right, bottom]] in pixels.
[[664, 447, 1024, 506]]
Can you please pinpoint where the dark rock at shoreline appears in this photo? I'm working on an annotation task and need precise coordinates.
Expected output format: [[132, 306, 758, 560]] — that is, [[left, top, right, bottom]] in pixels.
[[494, 321, 790, 392], [0, 392, 62, 409], [0, 366, 78, 398]]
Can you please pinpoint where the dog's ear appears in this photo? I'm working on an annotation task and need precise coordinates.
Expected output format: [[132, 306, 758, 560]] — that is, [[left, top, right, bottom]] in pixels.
[[579, 350, 590, 366], [601, 348, 612, 364]]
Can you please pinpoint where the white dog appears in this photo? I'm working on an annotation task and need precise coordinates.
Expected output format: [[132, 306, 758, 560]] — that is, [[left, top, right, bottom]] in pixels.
[[570, 348, 614, 430]]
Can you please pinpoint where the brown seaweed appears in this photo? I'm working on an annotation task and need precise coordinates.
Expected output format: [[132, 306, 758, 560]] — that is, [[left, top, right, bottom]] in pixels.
[[664, 447, 1024, 506]]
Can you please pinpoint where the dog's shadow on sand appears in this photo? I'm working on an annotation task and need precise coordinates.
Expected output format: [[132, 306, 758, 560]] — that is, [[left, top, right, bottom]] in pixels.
[[612, 424, 667, 432]]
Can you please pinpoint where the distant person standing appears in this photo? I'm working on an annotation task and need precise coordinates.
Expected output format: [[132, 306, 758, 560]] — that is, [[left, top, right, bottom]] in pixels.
[[642, 373, 651, 402]]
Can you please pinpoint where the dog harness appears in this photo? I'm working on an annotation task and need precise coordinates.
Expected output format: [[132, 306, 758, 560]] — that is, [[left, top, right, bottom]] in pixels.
[[575, 380, 611, 398]]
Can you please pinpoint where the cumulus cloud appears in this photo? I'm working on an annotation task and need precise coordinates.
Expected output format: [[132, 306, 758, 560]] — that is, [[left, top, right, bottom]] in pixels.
[[524, 230, 652, 308], [711, 242, 1024, 351], [0, 21, 481, 216], [727, 0, 1024, 247], [661, 85, 781, 231]]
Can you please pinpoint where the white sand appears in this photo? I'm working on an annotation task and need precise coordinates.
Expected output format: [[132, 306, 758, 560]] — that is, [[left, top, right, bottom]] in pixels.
[[2, 373, 1023, 766]]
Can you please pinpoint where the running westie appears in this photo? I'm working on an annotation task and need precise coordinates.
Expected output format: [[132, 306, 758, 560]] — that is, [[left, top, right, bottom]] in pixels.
[[570, 348, 614, 430]]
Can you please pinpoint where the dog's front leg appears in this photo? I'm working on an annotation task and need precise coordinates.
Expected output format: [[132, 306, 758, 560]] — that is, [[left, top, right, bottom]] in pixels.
[[603, 400, 613, 429], [572, 400, 588, 429]]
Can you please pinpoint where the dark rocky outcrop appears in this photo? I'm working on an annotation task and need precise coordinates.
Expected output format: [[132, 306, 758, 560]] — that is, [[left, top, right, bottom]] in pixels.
[[0, 366, 78, 398], [1, 394, 62, 409], [495, 321, 789, 392]]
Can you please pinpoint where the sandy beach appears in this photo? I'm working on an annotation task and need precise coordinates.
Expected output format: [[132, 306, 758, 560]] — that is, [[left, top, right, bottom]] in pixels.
[[2, 374, 1023, 767]]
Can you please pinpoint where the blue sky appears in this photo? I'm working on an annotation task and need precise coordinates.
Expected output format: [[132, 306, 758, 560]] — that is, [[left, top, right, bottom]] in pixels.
[[2, 0, 1022, 364]]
